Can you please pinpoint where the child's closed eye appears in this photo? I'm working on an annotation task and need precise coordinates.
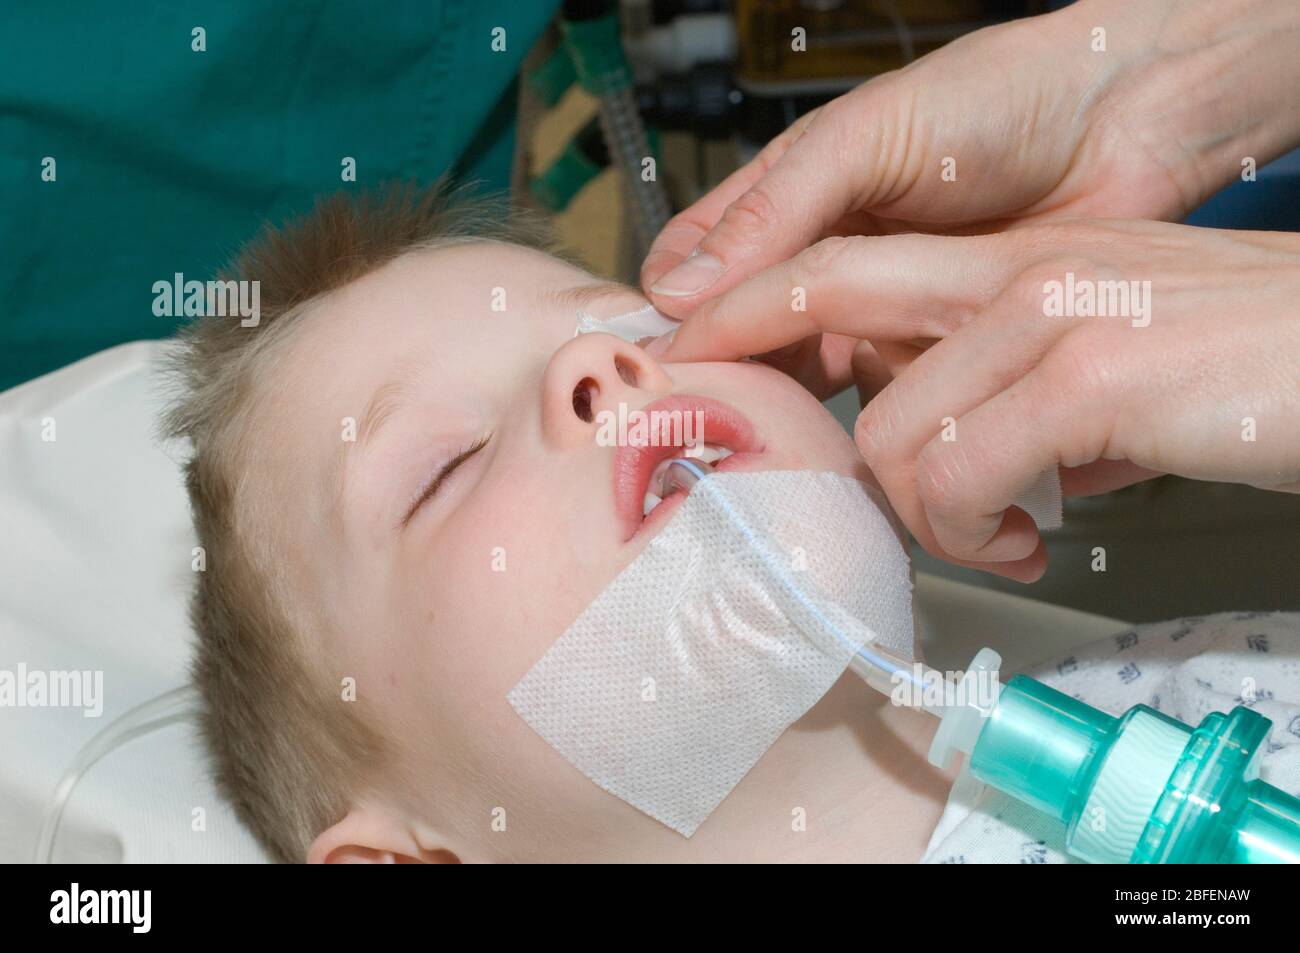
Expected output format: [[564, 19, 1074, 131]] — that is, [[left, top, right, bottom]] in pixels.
[[401, 435, 490, 528]]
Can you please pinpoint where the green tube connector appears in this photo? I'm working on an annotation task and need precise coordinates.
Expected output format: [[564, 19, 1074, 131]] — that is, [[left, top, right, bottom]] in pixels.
[[961, 672, 1300, 864]]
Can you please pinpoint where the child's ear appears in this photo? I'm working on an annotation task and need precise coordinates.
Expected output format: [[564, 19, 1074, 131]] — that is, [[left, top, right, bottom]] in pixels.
[[307, 806, 462, 864]]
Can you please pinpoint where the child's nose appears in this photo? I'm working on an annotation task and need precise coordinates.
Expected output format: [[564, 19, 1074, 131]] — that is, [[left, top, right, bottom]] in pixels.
[[540, 332, 673, 448]]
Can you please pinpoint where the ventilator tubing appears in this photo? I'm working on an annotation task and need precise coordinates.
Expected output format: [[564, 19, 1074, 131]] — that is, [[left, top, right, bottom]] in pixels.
[[34, 685, 201, 862], [875, 647, 1300, 864]]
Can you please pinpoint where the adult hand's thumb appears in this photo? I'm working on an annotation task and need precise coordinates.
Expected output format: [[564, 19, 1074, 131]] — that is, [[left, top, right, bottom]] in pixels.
[[646, 102, 870, 312]]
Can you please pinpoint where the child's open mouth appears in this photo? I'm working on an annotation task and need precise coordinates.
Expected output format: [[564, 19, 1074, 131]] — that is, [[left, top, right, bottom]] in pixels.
[[644, 444, 732, 516], [612, 395, 763, 542]]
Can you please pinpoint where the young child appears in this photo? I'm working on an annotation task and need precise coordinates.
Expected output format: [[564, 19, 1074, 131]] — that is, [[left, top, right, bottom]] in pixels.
[[162, 182, 953, 863]]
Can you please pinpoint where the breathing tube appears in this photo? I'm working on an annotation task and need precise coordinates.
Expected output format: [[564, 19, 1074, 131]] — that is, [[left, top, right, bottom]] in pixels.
[[918, 654, 1300, 864], [33, 685, 200, 863], [661, 458, 1300, 864], [560, 0, 671, 256]]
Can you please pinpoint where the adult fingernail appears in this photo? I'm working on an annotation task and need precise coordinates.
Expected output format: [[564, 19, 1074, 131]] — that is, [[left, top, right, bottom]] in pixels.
[[649, 251, 722, 297], [643, 327, 677, 358]]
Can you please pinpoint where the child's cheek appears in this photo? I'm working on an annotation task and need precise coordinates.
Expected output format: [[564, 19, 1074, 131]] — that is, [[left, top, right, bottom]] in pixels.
[[441, 493, 600, 678]]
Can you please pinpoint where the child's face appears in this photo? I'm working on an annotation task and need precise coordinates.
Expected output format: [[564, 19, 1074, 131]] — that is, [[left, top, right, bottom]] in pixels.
[[268, 242, 880, 860]]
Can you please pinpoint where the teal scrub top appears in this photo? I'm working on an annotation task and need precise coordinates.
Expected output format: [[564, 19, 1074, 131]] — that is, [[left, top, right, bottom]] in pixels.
[[0, 1, 560, 390]]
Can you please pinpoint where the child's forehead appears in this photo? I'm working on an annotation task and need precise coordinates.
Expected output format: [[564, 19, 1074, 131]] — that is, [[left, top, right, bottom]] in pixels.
[[403, 241, 594, 295], [326, 242, 633, 327], [274, 241, 644, 415], [418, 242, 644, 318]]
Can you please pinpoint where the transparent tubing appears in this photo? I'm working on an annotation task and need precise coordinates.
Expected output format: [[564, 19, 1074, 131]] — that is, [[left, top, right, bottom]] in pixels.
[[661, 457, 951, 720], [33, 685, 201, 863], [657, 456, 713, 496], [659, 457, 1300, 864]]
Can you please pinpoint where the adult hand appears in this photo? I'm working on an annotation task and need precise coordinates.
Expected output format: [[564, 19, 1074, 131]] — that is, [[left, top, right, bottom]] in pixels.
[[642, 0, 1300, 396], [652, 220, 1300, 581]]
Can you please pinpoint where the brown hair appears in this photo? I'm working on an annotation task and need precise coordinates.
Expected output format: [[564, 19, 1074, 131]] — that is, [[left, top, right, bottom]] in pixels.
[[160, 181, 559, 861]]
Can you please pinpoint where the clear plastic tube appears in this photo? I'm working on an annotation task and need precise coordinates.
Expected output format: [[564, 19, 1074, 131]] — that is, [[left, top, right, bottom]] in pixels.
[[33, 685, 201, 863], [662, 458, 1300, 863], [848, 640, 948, 710], [658, 456, 712, 496], [661, 457, 945, 713]]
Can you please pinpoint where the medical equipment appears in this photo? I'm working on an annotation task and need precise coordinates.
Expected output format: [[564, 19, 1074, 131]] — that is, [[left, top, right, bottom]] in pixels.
[[33, 686, 201, 863], [925, 662, 1300, 864], [575, 302, 679, 345], [658, 458, 1300, 864], [510, 466, 914, 835], [560, 0, 671, 256]]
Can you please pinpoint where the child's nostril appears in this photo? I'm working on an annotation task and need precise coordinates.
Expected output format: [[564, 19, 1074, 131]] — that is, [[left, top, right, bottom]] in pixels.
[[614, 356, 638, 387], [572, 377, 597, 423]]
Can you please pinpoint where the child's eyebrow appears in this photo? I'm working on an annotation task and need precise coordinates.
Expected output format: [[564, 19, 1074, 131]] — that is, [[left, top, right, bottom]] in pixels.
[[358, 364, 421, 451], [332, 355, 425, 525], [540, 279, 640, 313]]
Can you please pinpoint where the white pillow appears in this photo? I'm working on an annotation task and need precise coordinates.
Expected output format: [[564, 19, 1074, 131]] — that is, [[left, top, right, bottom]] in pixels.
[[0, 341, 1122, 864], [0, 341, 270, 862]]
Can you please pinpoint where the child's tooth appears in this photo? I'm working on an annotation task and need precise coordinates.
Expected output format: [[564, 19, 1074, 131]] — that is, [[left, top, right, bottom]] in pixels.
[[642, 491, 662, 516], [693, 444, 733, 464], [692, 444, 724, 463]]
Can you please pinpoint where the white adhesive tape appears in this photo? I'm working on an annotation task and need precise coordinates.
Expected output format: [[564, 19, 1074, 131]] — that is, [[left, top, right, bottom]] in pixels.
[[508, 470, 914, 836]]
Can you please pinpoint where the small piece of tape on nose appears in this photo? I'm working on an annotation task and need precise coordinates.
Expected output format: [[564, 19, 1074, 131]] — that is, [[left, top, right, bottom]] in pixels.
[[575, 305, 679, 344]]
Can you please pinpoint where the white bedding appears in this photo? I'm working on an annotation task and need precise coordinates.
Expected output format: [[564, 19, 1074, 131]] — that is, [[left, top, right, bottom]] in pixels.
[[0, 342, 271, 862]]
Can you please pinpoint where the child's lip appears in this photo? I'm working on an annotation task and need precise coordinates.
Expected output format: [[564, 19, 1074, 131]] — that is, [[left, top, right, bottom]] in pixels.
[[611, 395, 762, 543]]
